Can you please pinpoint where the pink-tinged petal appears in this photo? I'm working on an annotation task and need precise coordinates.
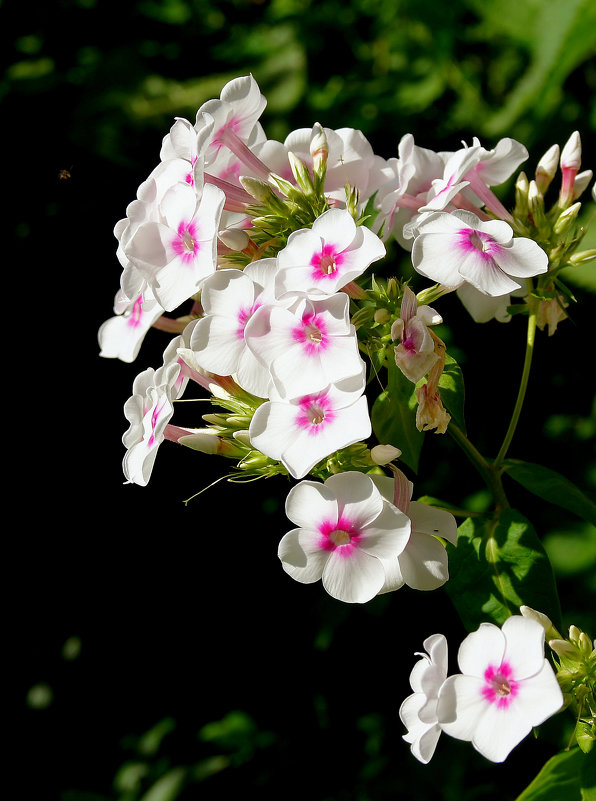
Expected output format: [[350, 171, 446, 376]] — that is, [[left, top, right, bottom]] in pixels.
[[278, 228, 323, 270], [457, 623, 506, 677], [325, 472, 384, 527], [397, 532, 449, 590], [190, 315, 245, 375], [201, 269, 255, 316], [412, 232, 467, 287], [494, 238, 549, 279], [312, 207, 358, 252], [322, 547, 386, 603], [285, 479, 338, 529], [501, 616, 547, 680], [458, 255, 522, 297], [410, 501, 458, 545], [358, 503, 411, 560], [278, 528, 330, 584]]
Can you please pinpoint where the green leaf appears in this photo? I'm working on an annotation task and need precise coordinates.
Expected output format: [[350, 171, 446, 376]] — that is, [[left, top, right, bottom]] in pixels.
[[445, 508, 562, 631], [437, 352, 466, 435], [514, 748, 591, 801], [504, 460, 596, 526], [371, 360, 424, 473]]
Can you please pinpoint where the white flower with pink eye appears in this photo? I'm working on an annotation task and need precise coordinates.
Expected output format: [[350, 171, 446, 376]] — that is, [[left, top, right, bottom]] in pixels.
[[411, 209, 548, 297], [371, 470, 458, 592], [278, 471, 411, 603], [190, 259, 286, 398], [248, 376, 371, 479], [399, 634, 449, 764], [275, 208, 386, 299], [122, 361, 181, 486], [437, 616, 564, 763], [244, 291, 366, 398], [98, 288, 164, 364], [125, 181, 225, 312], [392, 285, 443, 383]]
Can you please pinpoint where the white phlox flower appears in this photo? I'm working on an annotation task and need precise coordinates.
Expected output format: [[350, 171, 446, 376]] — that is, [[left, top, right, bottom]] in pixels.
[[98, 288, 164, 363], [248, 376, 371, 479], [278, 471, 411, 603], [411, 209, 548, 297], [436, 616, 564, 763], [244, 290, 366, 398], [275, 208, 386, 299], [190, 259, 287, 398], [125, 180, 225, 312], [371, 470, 458, 591], [399, 634, 449, 764], [122, 361, 181, 486], [391, 285, 443, 383], [275, 124, 392, 207]]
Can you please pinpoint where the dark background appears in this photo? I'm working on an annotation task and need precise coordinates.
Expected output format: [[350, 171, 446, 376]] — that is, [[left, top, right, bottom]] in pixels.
[[6, 1, 595, 799]]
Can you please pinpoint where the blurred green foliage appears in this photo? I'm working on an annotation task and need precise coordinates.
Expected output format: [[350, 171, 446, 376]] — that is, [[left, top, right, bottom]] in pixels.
[[8, 2, 596, 800]]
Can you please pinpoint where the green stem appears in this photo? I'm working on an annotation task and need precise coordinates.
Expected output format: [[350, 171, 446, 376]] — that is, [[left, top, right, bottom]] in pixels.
[[447, 422, 509, 512], [494, 297, 538, 470]]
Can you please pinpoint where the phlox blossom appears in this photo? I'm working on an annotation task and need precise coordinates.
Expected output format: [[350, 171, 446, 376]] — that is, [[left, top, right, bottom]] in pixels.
[[275, 208, 385, 299], [190, 259, 286, 398], [244, 291, 366, 398], [437, 616, 564, 762], [248, 376, 371, 479], [372, 471, 458, 591], [392, 285, 443, 383], [278, 471, 411, 603], [125, 181, 225, 312], [411, 210, 548, 297], [98, 288, 164, 364], [399, 634, 449, 764], [122, 361, 181, 486]]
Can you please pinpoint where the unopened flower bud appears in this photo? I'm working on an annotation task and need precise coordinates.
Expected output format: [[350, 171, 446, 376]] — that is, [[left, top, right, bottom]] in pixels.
[[310, 122, 329, 177], [240, 176, 286, 213], [287, 151, 315, 194], [371, 444, 402, 465], [568, 248, 596, 265], [520, 606, 560, 639], [528, 179, 548, 230], [553, 201, 581, 235], [573, 169, 593, 201], [579, 632, 594, 658], [514, 171, 530, 218], [559, 131, 582, 207], [560, 131, 582, 172], [374, 308, 391, 324], [549, 638, 579, 660], [218, 227, 250, 251], [535, 144, 560, 194]]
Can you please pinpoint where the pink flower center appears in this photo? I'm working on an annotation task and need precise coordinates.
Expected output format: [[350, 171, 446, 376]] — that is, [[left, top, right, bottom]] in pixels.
[[236, 302, 261, 339], [292, 312, 328, 355], [318, 515, 362, 555], [310, 243, 345, 281], [172, 221, 200, 263], [482, 662, 519, 709], [457, 228, 503, 262], [295, 392, 335, 433]]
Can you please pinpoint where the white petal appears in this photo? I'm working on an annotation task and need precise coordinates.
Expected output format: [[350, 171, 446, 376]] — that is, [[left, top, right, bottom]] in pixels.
[[278, 528, 329, 584], [321, 548, 386, 603], [284, 480, 338, 530], [457, 623, 505, 677], [398, 532, 450, 590], [501, 616, 547, 680]]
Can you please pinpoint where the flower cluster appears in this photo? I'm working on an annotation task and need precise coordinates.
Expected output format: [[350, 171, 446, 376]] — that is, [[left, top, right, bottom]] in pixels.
[[99, 73, 595, 770], [400, 614, 564, 763]]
